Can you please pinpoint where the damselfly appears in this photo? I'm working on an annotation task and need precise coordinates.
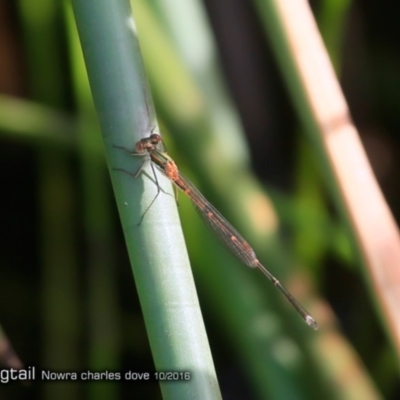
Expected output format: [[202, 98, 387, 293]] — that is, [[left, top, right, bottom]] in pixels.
[[115, 134, 318, 330]]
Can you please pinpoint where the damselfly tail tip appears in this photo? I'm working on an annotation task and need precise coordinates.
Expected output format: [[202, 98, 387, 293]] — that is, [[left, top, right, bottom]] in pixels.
[[305, 315, 318, 330]]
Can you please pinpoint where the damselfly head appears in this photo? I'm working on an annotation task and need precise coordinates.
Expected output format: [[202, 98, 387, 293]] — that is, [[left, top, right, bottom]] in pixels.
[[135, 134, 162, 154], [149, 133, 162, 145]]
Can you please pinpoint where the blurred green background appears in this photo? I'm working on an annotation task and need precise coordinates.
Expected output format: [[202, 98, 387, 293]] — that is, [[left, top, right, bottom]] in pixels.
[[0, 0, 399, 399]]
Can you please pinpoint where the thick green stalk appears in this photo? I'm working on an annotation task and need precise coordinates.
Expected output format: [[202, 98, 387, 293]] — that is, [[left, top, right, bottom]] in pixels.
[[71, 1, 221, 399]]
